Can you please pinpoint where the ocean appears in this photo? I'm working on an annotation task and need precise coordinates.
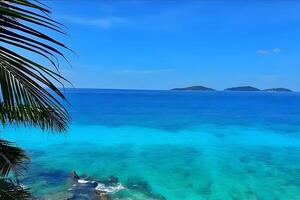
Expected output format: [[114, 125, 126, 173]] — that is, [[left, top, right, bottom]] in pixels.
[[2, 89, 300, 200]]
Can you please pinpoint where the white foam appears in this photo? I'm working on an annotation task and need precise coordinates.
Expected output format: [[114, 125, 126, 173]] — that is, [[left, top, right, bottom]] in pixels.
[[95, 183, 125, 193], [20, 184, 29, 189], [78, 179, 89, 184]]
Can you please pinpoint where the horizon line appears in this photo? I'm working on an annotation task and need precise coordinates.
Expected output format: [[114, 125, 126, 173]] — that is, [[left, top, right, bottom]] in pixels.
[[58, 87, 299, 92]]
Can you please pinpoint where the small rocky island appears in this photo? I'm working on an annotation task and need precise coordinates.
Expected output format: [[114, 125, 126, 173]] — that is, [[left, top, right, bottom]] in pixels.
[[224, 86, 260, 91], [264, 88, 293, 92], [171, 85, 215, 91], [171, 85, 294, 92]]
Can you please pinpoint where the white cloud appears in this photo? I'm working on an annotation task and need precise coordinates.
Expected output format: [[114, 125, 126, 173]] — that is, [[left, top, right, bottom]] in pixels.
[[59, 15, 126, 29], [273, 48, 281, 54], [258, 48, 281, 55], [258, 49, 270, 55]]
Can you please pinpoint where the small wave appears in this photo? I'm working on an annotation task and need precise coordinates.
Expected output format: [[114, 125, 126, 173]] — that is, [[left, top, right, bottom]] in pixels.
[[95, 182, 125, 194], [77, 179, 90, 184]]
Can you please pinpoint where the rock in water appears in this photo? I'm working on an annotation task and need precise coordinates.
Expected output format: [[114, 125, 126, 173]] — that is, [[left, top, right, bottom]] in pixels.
[[108, 176, 118, 184], [99, 194, 111, 200], [68, 174, 124, 200], [70, 171, 80, 180]]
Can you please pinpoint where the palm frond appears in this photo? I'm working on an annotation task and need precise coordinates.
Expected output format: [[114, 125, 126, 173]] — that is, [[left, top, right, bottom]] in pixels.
[[0, 139, 28, 179], [0, 0, 71, 132], [0, 178, 33, 200]]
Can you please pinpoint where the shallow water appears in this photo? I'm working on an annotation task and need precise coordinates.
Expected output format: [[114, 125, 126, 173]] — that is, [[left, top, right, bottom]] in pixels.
[[2, 89, 300, 199]]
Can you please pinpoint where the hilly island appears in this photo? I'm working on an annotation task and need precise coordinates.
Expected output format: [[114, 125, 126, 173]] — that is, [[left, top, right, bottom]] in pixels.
[[171, 86, 293, 92], [225, 86, 261, 91], [171, 86, 215, 91]]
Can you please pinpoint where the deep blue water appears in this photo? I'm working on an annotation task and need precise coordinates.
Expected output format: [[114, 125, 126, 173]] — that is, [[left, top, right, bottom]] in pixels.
[[2, 89, 300, 199], [68, 89, 300, 129]]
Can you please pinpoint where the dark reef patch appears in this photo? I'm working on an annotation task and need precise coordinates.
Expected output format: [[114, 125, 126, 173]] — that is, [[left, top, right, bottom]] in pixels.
[[124, 177, 166, 200]]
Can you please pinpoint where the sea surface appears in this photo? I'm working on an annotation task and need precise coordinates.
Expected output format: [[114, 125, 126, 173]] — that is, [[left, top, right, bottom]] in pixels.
[[2, 89, 300, 200]]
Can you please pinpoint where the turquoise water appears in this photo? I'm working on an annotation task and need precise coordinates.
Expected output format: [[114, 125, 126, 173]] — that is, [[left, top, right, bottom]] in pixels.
[[2, 89, 300, 199]]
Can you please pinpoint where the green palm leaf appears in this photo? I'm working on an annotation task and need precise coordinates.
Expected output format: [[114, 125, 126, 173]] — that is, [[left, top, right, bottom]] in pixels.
[[0, 0, 71, 132], [0, 0, 71, 197], [0, 178, 33, 200], [0, 139, 28, 179]]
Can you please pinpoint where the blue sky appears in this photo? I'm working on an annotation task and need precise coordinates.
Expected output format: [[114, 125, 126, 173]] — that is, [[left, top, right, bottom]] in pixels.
[[48, 1, 300, 90]]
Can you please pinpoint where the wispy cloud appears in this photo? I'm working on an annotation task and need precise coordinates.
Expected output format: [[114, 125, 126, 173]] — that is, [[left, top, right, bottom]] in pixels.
[[273, 48, 281, 54], [59, 15, 126, 29], [116, 69, 173, 75], [258, 48, 281, 55], [258, 49, 270, 55]]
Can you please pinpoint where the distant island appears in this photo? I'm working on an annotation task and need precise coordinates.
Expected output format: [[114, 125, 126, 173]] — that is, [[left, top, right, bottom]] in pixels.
[[225, 86, 260, 91], [171, 85, 294, 92], [264, 88, 293, 92], [171, 85, 215, 91]]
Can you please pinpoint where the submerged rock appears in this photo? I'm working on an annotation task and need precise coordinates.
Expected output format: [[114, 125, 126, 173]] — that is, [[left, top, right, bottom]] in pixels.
[[67, 173, 124, 200], [126, 178, 152, 192], [99, 194, 111, 200], [67, 173, 166, 200], [125, 178, 166, 200], [108, 176, 118, 184]]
